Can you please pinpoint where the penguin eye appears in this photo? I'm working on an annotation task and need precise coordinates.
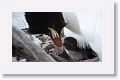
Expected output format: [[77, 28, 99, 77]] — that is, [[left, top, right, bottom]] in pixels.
[[63, 43, 66, 45]]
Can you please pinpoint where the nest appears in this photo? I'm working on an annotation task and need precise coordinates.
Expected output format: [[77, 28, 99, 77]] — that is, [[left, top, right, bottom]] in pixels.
[[12, 28, 99, 62]]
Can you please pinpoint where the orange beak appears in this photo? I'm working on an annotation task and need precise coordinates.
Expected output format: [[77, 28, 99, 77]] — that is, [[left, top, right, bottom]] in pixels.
[[52, 36, 62, 47], [48, 27, 62, 47]]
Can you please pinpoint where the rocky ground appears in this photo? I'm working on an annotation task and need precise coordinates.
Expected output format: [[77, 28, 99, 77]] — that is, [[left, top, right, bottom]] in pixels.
[[12, 28, 99, 62]]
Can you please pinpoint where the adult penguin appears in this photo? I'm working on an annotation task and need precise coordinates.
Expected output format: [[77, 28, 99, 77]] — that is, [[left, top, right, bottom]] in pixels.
[[63, 12, 102, 61], [25, 12, 66, 47], [24, 12, 101, 61]]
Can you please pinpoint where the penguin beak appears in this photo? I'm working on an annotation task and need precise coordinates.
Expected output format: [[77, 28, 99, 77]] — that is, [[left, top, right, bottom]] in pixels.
[[48, 27, 62, 47]]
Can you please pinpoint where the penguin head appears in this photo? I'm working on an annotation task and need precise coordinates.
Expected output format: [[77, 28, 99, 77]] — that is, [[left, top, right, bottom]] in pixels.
[[63, 37, 78, 50]]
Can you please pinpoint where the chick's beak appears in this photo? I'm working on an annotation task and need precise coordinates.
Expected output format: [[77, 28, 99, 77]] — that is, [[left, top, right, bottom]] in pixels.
[[48, 27, 62, 47]]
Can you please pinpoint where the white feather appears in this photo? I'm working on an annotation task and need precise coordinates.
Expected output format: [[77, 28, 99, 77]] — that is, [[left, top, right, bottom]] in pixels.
[[12, 12, 102, 61], [12, 12, 29, 29], [63, 12, 102, 60]]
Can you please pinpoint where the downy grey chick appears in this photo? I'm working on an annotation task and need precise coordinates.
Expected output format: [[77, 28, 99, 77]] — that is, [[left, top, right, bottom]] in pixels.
[[63, 37, 98, 61]]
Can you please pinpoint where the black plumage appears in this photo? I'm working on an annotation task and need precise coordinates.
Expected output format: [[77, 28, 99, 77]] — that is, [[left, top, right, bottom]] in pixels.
[[25, 12, 66, 35]]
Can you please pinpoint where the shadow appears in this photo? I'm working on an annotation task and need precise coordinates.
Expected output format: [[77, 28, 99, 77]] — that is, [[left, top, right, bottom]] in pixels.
[[114, 2, 118, 77], [3, 74, 116, 78]]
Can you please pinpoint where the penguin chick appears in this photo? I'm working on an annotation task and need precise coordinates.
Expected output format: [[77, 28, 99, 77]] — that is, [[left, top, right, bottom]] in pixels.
[[63, 37, 98, 61]]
